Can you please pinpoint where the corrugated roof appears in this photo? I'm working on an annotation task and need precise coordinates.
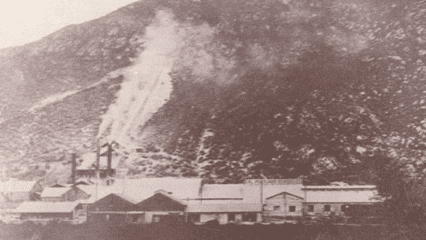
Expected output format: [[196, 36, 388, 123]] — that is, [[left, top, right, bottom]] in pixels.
[[244, 179, 303, 185], [302, 185, 377, 190], [304, 186, 381, 203], [77, 185, 119, 204], [0, 180, 38, 193], [49, 183, 69, 188], [198, 182, 303, 203], [121, 178, 202, 201], [151, 189, 187, 206], [242, 183, 304, 203], [266, 191, 303, 200], [93, 193, 139, 205], [115, 193, 139, 205], [187, 203, 262, 213], [77, 178, 202, 203], [41, 187, 71, 198], [201, 184, 243, 199], [15, 202, 80, 213]]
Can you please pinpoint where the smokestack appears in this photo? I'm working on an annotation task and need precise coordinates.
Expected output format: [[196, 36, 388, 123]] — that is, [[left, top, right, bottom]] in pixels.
[[107, 143, 112, 177], [71, 152, 77, 185]]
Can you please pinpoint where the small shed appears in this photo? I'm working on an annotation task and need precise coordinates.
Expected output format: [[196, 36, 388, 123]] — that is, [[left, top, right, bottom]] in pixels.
[[264, 191, 303, 217], [15, 201, 82, 220], [187, 203, 262, 224], [41, 187, 90, 202]]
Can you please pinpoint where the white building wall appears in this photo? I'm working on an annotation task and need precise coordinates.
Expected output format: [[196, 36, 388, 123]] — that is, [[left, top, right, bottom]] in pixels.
[[264, 193, 303, 217], [198, 213, 261, 224], [305, 190, 378, 203], [200, 213, 227, 224], [143, 212, 184, 223]]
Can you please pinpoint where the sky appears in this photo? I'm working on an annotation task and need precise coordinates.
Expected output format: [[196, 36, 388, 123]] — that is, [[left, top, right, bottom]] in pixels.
[[0, 0, 140, 49]]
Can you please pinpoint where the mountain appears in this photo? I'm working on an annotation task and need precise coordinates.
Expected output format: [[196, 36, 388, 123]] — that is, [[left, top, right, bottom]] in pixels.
[[1, 0, 426, 184]]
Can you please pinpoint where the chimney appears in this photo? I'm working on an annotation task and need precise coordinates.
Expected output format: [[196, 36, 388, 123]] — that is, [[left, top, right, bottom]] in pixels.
[[107, 143, 113, 177], [70, 152, 77, 185]]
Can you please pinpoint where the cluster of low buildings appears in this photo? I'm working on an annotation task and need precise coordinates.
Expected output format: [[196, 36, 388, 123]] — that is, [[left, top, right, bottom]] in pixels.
[[0, 147, 383, 224], [0, 177, 382, 225]]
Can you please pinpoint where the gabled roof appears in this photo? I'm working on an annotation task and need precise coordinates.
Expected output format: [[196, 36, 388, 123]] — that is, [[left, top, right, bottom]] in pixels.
[[115, 193, 139, 205], [266, 191, 303, 200], [49, 183, 69, 188], [41, 187, 71, 198], [242, 183, 304, 203], [152, 189, 187, 205], [118, 178, 202, 201], [94, 193, 139, 205], [76, 185, 116, 204], [77, 178, 202, 203], [187, 203, 262, 213], [0, 180, 38, 193], [137, 190, 187, 211], [74, 180, 92, 186], [201, 184, 243, 199], [15, 201, 80, 213]]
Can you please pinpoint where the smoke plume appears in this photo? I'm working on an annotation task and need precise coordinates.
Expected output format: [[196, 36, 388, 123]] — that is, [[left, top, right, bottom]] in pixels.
[[98, 10, 185, 146]]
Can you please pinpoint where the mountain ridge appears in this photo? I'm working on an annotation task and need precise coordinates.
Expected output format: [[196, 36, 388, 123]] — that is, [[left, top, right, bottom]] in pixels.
[[1, 0, 426, 184]]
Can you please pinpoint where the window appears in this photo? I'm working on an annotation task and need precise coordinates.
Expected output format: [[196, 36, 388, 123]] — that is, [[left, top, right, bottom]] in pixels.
[[274, 206, 280, 211], [341, 205, 348, 212], [308, 205, 314, 212], [228, 213, 235, 222], [324, 205, 331, 212], [289, 206, 296, 212]]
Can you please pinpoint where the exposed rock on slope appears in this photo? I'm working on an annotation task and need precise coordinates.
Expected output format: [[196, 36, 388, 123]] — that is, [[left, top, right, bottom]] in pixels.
[[2, 0, 426, 183]]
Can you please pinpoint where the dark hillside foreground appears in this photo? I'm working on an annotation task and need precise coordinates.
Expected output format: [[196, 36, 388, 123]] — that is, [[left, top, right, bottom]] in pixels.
[[0, 221, 386, 240]]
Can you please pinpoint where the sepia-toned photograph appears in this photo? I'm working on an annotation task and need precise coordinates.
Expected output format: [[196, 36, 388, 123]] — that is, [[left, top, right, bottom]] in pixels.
[[0, 0, 424, 239]]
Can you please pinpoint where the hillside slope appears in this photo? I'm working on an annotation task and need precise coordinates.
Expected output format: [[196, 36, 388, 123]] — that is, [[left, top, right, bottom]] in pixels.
[[1, 0, 426, 183]]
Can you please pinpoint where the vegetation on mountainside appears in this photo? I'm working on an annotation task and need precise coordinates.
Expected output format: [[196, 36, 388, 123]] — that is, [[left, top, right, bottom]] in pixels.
[[2, 0, 426, 230]]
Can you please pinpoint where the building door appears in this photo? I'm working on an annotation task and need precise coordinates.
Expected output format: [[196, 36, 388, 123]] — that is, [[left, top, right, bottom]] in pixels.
[[228, 213, 235, 222]]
